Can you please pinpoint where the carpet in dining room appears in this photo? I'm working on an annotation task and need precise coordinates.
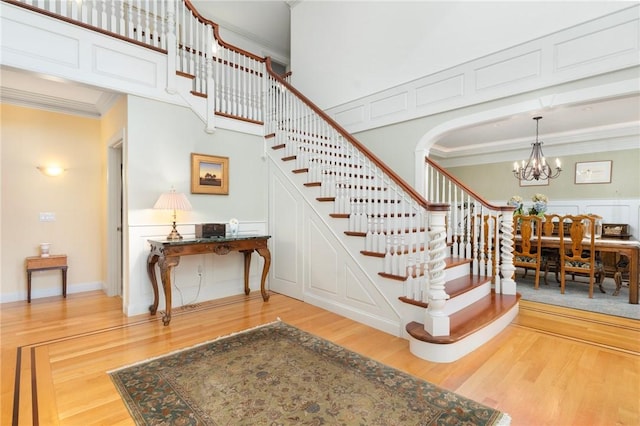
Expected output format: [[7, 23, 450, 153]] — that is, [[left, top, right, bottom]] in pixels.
[[515, 273, 639, 320], [109, 321, 511, 425]]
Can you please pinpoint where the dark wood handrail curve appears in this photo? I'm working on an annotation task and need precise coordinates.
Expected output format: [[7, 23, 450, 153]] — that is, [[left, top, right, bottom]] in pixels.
[[425, 157, 514, 213], [264, 57, 437, 211], [184, 0, 265, 63]]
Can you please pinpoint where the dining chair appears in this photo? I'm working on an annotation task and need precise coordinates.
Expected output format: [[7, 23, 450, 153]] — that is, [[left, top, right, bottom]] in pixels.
[[542, 214, 562, 285], [513, 214, 543, 289], [558, 214, 605, 298]]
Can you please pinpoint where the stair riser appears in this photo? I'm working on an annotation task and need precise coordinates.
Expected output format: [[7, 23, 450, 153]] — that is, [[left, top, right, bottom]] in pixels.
[[407, 304, 519, 363], [443, 281, 491, 315]]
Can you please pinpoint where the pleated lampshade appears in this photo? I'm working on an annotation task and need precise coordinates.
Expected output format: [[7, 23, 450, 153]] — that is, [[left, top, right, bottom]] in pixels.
[[153, 188, 192, 240], [153, 189, 192, 211]]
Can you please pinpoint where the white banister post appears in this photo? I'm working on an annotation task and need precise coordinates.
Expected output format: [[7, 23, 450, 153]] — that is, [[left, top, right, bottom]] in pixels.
[[424, 204, 450, 336], [205, 23, 216, 133], [165, 0, 177, 94], [500, 209, 516, 294]]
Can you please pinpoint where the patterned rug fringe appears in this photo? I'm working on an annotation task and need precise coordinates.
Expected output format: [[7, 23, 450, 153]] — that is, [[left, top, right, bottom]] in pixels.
[[106, 318, 282, 374], [496, 412, 512, 425]]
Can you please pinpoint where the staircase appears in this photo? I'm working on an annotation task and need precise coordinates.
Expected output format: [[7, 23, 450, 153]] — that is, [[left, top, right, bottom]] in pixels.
[[263, 77, 519, 362], [4, 0, 520, 363]]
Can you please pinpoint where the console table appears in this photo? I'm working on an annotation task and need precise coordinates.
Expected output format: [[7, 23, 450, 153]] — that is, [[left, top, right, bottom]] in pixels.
[[147, 235, 271, 325]]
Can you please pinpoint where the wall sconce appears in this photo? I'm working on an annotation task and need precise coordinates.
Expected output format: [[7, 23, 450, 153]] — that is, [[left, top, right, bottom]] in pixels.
[[37, 165, 66, 177], [153, 187, 192, 240]]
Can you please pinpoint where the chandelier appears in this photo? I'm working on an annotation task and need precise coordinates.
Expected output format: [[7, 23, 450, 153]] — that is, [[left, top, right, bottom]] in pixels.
[[513, 116, 561, 181]]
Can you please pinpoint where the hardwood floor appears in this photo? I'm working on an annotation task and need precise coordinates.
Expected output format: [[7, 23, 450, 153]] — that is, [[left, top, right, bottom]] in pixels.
[[1, 291, 638, 425]]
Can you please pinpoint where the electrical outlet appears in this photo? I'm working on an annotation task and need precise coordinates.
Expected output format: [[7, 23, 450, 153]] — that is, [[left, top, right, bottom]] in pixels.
[[197, 265, 203, 274]]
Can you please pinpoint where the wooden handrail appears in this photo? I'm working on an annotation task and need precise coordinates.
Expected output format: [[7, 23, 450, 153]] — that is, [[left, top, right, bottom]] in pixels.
[[183, 0, 265, 63], [425, 157, 513, 213], [2, 0, 167, 53], [264, 57, 435, 211]]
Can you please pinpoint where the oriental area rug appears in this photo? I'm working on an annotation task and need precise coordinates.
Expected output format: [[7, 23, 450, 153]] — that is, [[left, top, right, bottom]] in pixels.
[[109, 321, 510, 425]]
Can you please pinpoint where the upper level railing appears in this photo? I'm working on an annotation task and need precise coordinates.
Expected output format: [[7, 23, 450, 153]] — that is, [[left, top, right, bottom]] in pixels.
[[5, 0, 267, 124]]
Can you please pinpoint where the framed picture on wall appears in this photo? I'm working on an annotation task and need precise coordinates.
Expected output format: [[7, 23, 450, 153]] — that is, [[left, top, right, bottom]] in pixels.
[[575, 160, 612, 184], [191, 153, 229, 194], [519, 177, 549, 187]]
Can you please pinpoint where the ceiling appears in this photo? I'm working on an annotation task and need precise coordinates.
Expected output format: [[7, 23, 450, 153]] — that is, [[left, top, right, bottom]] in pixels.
[[1, 1, 638, 160]]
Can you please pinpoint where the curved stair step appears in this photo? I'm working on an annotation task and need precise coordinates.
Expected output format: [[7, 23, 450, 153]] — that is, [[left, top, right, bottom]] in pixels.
[[406, 291, 520, 344]]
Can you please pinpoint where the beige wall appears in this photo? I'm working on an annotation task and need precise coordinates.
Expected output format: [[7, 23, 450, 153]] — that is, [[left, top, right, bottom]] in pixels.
[[1, 104, 104, 301], [446, 148, 640, 203]]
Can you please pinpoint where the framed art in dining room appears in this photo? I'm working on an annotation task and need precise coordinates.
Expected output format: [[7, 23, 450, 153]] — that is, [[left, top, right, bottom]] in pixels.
[[575, 160, 612, 184], [191, 153, 229, 194], [519, 177, 549, 187]]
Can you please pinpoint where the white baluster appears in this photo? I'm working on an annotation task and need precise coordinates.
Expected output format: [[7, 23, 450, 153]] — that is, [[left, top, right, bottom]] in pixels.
[[365, 217, 373, 252]]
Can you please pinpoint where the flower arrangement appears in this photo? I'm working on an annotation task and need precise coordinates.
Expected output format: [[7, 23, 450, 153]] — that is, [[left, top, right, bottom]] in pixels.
[[508, 195, 524, 215], [529, 193, 548, 216], [508, 194, 548, 216]]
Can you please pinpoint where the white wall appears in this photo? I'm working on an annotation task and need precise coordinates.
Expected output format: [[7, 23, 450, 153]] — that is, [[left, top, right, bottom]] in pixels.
[[290, 1, 634, 110], [124, 96, 269, 316]]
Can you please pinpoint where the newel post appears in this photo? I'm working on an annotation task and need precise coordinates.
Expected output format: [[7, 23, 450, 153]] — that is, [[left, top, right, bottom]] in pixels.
[[424, 203, 451, 336], [500, 207, 516, 295], [165, 0, 177, 94]]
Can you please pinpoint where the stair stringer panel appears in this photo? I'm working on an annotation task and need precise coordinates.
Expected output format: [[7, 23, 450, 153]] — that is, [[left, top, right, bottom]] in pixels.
[[267, 156, 406, 337]]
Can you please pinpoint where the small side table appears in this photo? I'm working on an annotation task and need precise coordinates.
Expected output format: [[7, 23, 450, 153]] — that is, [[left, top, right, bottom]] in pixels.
[[25, 255, 68, 303]]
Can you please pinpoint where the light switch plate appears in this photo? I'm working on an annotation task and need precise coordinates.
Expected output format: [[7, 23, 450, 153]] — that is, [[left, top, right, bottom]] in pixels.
[[39, 212, 56, 221]]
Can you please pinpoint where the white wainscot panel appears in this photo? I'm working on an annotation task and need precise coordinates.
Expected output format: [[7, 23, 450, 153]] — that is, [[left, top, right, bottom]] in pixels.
[[94, 46, 157, 86], [585, 203, 631, 224], [344, 263, 378, 307], [269, 172, 302, 299], [475, 50, 541, 91], [415, 74, 464, 108], [2, 18, 79, 67], [272, 176, 299, 284], [307, 218, 339, 295], [547, 204, 580, 216], [555, 20, 639, 70], [370, 92, 408, 119], [333, 104, 366, 127]]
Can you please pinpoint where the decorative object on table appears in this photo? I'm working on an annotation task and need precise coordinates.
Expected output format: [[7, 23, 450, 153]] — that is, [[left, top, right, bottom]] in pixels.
[[191, 153, 229, 195], [195, 223, 226, 238], [109, 321, 509, 426], [602, 223, 631, 240], [512, 116, 561, 182], [574, 160, 612, 184], [583, 214, 602, 239], [228, 218, 239, 236], [528, 193, 548, 217], [153, 187, 192, 240], [40, 242, 51, 257], [507, 195, 524, 215]]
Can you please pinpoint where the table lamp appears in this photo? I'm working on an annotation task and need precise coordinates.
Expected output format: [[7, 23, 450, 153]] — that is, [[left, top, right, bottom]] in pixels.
[[153, 188, 192, 240]]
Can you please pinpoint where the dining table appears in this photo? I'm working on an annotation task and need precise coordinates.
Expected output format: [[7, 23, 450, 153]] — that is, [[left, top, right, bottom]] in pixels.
[[519, 235, 640, 304]]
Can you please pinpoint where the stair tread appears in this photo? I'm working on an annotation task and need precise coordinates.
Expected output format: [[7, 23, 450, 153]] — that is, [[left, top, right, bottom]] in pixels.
[[398, 274, 490, 307], [406, 291, 520, 344]]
